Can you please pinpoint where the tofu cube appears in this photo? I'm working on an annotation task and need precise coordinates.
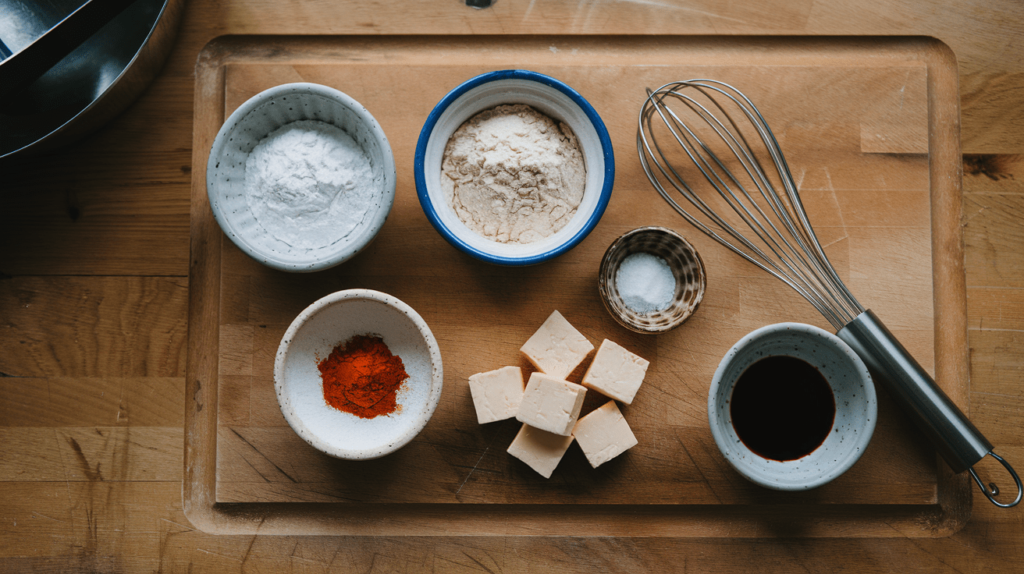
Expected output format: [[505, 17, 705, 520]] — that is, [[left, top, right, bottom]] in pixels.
[[520, 310, 594, 379], [467, 366, 525, 424], [507, 423, 575, 479], [581, 339, 650, 405], [516, 372, 587, 436], [572, 401, 638, 468]]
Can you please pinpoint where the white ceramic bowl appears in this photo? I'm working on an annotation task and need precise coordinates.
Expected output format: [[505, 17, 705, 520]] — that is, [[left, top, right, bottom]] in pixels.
[[414, 70, 614, 266], [708, 323, 877, 491], [207, 83, 396, 272], [274, 289, 443, 460]]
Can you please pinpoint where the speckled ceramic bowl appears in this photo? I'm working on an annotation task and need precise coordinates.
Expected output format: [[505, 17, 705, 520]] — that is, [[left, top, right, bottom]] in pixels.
[[598, 226, 706, 334], [274, 289, 443, 460], [415, 69, 614, 266], [708, 323, 877, 491], [207, 83, 396, 272]]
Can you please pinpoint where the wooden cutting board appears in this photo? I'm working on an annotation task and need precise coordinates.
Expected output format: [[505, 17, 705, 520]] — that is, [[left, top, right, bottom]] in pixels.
[[186, 36, 969, 536]]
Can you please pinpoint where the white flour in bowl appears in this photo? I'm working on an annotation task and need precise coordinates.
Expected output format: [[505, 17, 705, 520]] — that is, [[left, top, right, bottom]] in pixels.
[[245, 120, 375, 250], [440, 104, 586, 244]]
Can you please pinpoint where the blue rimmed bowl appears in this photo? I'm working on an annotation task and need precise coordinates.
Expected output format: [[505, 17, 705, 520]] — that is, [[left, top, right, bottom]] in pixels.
[[414, 70, 614, 266]]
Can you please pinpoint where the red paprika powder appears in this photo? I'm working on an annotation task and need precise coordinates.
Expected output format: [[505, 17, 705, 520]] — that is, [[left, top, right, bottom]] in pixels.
[[318, 335, 409, 419]]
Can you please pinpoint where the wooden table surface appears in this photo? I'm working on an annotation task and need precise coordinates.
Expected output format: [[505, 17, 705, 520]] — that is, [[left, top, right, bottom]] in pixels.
[[2, 1, 1023, 571]]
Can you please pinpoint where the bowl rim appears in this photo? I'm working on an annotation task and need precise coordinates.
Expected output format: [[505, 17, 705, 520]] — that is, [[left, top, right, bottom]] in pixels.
[[273, 289, 444, 460], [599, 226, 707, 334], [413, 69, 615, 266], [707, 322, 877, 491], [206, 82, 397, 273], [0, 0, 184, 161]]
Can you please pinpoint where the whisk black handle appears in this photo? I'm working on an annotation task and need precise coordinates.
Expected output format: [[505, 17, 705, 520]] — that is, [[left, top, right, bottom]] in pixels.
[[839, 310, 1022, 507], [838, 309, 990, 473]]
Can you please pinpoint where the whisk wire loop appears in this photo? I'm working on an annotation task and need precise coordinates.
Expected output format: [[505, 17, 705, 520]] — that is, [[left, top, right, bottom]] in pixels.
[[638, 79, 865, 329], [684, 81, 864, 325], [713, 82, 867, 323], [681, 88, 849, 317], [638, 95, 842, 326]]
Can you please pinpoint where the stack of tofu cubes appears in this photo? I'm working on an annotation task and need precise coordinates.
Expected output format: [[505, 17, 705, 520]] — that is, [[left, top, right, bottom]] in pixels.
[[467, 310, 650, 478]]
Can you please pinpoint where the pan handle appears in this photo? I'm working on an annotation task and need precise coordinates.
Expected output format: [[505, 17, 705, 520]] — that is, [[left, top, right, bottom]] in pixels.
[[0, 0, 141, 101]]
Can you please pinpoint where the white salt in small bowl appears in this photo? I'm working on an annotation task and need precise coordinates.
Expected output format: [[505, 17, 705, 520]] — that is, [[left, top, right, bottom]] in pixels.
[[207, 83, 396, 272], [414, 70, 614, 266], [598, 227, 706, 334], [274, 289, 443, 460]]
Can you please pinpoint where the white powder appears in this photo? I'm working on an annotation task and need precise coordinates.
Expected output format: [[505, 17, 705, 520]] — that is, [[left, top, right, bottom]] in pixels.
[[616, 252, 676, 314], [440, 104, 586, 244], [245, 120, 375, 250]]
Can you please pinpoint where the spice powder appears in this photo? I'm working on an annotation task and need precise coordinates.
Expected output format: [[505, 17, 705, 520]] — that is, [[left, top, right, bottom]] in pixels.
[[317, 335, 409, 419]]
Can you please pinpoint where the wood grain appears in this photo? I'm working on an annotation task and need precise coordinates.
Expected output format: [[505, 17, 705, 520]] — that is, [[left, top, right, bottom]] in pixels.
[[965, 192, 1024, 287], [1, 0, 1023, 570], [0, 378, 184, 427], [181, 36, 965, 535], [0, 277, 187, 378]]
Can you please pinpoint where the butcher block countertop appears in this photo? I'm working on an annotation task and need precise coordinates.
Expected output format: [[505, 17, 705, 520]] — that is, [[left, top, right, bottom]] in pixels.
[[3, 1, 1024, 571]]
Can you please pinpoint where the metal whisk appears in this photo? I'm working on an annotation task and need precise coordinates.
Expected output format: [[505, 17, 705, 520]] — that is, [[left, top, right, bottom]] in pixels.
[[638, 79, 1021, 508]]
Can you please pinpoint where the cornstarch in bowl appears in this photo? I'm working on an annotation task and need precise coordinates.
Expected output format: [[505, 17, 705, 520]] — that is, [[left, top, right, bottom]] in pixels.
[[207, 82, 396, 272], [245, 120, 375, 250]]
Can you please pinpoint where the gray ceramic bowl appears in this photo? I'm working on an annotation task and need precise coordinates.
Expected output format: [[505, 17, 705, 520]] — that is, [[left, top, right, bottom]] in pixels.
[[708, 322, 877, 491], [598, 226, 706, 334], [206, 82, 396, 272]]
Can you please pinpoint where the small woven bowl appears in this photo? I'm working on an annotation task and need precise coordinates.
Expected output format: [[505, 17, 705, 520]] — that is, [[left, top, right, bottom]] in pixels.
[[598, 227, 706, 334]]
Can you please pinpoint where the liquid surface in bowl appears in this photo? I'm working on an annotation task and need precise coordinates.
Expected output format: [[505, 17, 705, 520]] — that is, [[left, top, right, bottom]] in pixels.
[[730, 355, 835, 461]]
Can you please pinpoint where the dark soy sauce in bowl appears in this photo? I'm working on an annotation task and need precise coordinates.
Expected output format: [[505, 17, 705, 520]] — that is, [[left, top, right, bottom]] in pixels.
[[730, 355, 836, 461]]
